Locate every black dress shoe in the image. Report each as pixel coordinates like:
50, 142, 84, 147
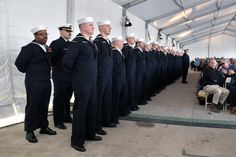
138, 100, 147, 105
39, 127, 57, 135
182, 81, 188, 84
64, 119, 72, 123
86, 135, 102, 141
55, 124, 67, 129
150, 93, 156, 97
71, 144, 86, 152
131, 108, 138, 111
131, 106, 139, 111
26, 131, 38, 143
96, 129, 107, 135
115, 120, 120, 124
105, 123, 117, 128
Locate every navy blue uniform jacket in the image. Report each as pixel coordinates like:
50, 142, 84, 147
122, 44, 136, 77
113, 48, 126, 80
134, 47, 146, 76
93, 34, 113, 79
63, 33, 97, 82
50, 37, 71, 81
15, 41, 51, 81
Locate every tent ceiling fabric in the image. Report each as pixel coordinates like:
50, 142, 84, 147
112, 0, 236, 45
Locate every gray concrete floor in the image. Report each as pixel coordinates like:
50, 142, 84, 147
1, 71, 236, 156
134, 71, 236, 122
0, 118, 236, 157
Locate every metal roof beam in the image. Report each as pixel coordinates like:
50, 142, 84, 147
161, 1, 236, 31
181, 30, 224, 44
172, 0, 182, 8
168, 12, 235, 36
183, 34, 219, 45
182, 34, 220, 45
123, 0, 147, 9
224, 32, 236, 37
172, 22, 227, 40
227, 28, 236, 33
182, 32, 223, 45
176, 26, 226, 42
146, 0, 211, 23
179, 30, 224, 44
180, 29, 224, 43
223, 14, 236, 33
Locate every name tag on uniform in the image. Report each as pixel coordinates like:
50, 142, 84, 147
63, 48, 67, 51
82, 41, 88, 44
102, 41, 107, 44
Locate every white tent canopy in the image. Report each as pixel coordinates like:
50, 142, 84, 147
112, 0, 236, 47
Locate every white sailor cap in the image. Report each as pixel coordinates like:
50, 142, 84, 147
153, 41, 159, 45
126, 33, 135, 38
97, 20, 111, 26
145, 41, 152, 45
31, 25, 47, 34
58, 24, 73, 32
136, 38, 144, 42
112, 36, 123, 42
77, 17, 94, 26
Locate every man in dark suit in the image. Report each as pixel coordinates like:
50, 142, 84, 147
50, 24, 73, 129
15, 26, 56, 143
94, 20, 115, 136
63, 17, 101, 152
182, 49, 190, 84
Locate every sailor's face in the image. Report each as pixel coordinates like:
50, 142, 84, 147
82, 22, 95, 36
35, 30, 48, 44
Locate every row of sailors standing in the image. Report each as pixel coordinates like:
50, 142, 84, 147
15, 16, 185, 152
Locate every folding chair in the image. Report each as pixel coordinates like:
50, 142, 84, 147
224, 77, 231, 88
204, 92, 212, 110
223, 77, 231, 111
197, 73, 212, 110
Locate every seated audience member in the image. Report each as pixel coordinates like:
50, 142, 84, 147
229, 58, 234, 66
217, 57, 226, 69
217, 62, 230, 86
197, 58, 206, 71
229, 59, 236, 71
225, 70, 236, 114
193, 58, 201, 71
202, 58, 230, 113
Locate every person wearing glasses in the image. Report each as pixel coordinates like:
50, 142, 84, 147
50, 24, 73, 129
202, 58, 230, 113
15, 26, 57, 144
